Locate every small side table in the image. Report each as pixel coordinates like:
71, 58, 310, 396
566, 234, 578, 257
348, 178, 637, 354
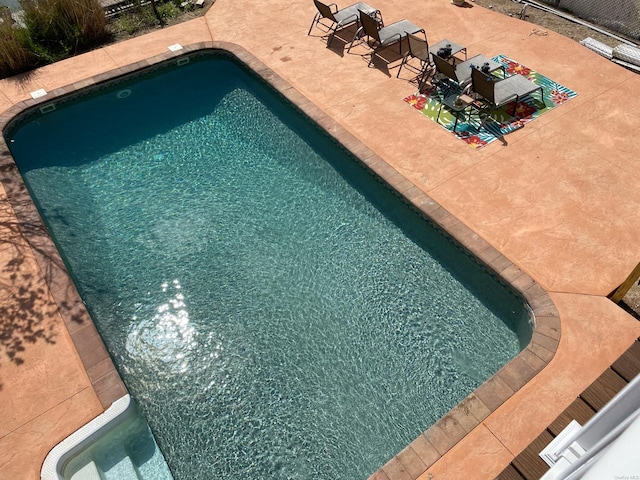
437, 93, 474, 133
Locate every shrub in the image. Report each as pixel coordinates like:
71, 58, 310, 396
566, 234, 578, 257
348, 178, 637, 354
111, 9, 152, 36
110, 0, 182, 37
20, 0, 110, 62
0, 19, 40, 78
157, 2, 181, 19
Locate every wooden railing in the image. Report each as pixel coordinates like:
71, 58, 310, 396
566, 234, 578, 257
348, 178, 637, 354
609, 261, 640, 304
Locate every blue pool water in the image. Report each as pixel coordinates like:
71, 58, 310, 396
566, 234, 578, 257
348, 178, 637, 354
7, 53, 532, 479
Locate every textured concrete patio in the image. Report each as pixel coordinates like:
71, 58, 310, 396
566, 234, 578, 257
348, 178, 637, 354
1, 0, 640, 478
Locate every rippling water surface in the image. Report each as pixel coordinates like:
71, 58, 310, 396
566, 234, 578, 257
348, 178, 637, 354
8, 55, 531, 480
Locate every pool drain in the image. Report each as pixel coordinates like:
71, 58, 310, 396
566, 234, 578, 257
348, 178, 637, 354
116, 89, 132, 99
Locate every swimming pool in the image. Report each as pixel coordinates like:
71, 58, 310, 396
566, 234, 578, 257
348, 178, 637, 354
5, 50, 532, 479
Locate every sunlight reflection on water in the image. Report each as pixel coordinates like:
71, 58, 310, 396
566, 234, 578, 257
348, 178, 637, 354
126, 279, 196, 374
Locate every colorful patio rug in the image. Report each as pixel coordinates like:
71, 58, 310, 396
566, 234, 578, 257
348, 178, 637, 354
403, 55, 577, 149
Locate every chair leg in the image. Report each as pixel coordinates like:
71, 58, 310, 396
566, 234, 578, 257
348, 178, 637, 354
537, 86, 545, 107
417, 63, 434, 91
510, 96, 520, 116
417, 72, 427, 91
307, 13, 321, 36
367, 44, 382, 67
346, 26, 363, 53
396, 52, 410, 78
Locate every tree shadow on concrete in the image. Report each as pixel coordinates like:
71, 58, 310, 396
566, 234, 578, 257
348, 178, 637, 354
0, 251, 57, 391
0, 159, 86, 391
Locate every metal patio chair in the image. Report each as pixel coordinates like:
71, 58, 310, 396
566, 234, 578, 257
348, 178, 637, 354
396, 32, 433, 88
349, 9, 423, 67
308, 0, 377, 47
432, 53, 504, 91
470, 65, 544, 125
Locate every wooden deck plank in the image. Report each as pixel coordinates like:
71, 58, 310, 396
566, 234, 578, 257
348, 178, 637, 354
495, 464, 526, 480
547, 397, 597, 436
511, 430, 554, 480
611, 340, 640, 382
580, 368, 627, 411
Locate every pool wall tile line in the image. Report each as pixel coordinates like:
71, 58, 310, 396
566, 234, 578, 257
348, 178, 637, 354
0, 42, 561, 479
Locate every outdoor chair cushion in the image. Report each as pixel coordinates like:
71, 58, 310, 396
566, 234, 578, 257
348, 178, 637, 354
332, 2, 376, 27
492, 72, 540, 106
377, 19, 422, 46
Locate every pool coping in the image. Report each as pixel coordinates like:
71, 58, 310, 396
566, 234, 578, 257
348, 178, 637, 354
0, 41, 560, 479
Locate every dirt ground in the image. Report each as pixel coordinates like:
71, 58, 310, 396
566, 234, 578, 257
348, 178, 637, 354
622, 282, 640, 320
464, 0, 621, 47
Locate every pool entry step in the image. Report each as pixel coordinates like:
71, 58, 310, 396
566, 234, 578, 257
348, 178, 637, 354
41, 395, 173, 480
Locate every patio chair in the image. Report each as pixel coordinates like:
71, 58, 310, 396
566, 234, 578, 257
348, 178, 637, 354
396, 32, 433, 88
432, 53, 504, 90
308, 0, 377, 47
349, 9, 423, 66
470, 66, 543, 120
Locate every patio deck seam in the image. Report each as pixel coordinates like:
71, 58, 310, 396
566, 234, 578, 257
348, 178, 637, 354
0, 90, 11, 105
0, 386, 95, 441
481, 420, 519, 458
100, 45, 121, 70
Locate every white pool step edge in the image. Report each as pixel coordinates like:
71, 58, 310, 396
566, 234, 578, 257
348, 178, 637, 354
41, 394, 134, 480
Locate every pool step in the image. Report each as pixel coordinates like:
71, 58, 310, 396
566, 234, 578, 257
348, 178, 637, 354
68, 460, 101, 480
95, 445, 142, 479
67, 444, 172, 480
43, 394, 174, 480
102, 455, 140, 479
133, 443, 174, 479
